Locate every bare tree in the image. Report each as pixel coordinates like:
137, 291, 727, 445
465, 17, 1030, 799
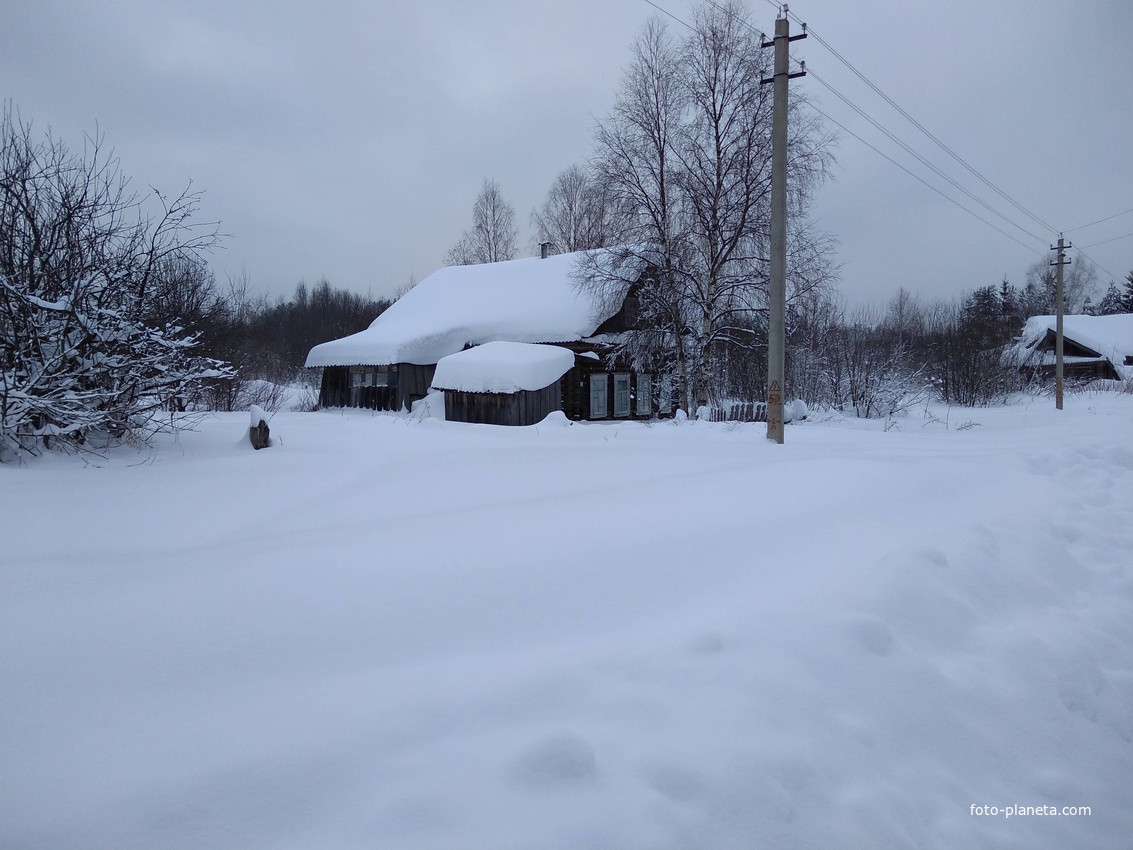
586, 18, 694, 409
531, 164, 626, 254
784, 289, 841, 407
581, 1, 837, 411
923, 301, 1024, 407
143, 253, 225, 338
445, 177, 518, 265
824, 307, 930, 418
883, 287, 927, 343
1020, 254, 1099, 315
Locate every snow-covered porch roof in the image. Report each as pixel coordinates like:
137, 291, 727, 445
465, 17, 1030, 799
431, 342, 576, 394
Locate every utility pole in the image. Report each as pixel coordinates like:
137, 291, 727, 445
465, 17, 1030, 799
761, 7, 806, 443
1051, 235, 1070, 410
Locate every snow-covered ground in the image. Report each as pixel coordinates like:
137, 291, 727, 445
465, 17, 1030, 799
2, 396, 1132, 850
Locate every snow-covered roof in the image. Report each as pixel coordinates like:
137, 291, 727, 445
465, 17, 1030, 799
431, 342, 576, 394
1020, 353, 1118, 367
1010, 314, 1133, 379
305, 249, 634, 368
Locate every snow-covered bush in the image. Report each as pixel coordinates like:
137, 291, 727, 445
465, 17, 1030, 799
0, 108, 231, 460
922, 304, 1027, 407
820, 320, 931, 419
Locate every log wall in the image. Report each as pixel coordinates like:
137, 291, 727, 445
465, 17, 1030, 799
443, 382, 561, 426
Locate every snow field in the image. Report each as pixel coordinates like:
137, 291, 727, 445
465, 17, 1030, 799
2, 396, 1132, 849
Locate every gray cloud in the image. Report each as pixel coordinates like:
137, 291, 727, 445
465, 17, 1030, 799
3, 0, 1131, 306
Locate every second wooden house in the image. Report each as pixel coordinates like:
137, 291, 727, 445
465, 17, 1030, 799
1006, 314, 1133, 383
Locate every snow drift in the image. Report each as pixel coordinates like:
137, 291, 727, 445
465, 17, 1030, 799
2, 396, 1131, 849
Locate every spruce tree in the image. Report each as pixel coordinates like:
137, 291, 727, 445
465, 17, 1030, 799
1095, 281, 1124, 315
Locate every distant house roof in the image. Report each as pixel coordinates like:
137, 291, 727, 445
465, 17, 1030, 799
1009, 314, 1133, 380
304, 249, 636, 368
431, 342, 576, 394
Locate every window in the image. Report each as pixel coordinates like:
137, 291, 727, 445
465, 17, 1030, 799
613, 373, 631, 417
589, 373, 608, 418
635, 374, 652, 416
659, 378, 672, 414
623, 295, 640, 328
349, 367, 372, 406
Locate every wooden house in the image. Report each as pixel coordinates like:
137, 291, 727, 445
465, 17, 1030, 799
1007, 314, 1133, 383
305, 248, 673, 422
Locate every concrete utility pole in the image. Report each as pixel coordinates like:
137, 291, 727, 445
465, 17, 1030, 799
1052, 235, 1071, 410
761, 7, 805, 443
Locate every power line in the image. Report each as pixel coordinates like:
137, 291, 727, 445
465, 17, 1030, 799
641, 0, 695, 31
682, 0, 1128, 257
803, 101, 1045, 257
1078, 231, 1133, 249
700, 0, 1052, 248
1065, 206, 1133, 234
1074, 248, 1122, 284
788, 9, 1132, 249
648, 0, 1048, 256
783, 10, 1060, 238
807, 69, 1048, 246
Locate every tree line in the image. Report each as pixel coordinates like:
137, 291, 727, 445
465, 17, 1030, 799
167, 270, 391, 413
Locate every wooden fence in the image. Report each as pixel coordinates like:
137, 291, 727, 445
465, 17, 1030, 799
708, 401, 767, 422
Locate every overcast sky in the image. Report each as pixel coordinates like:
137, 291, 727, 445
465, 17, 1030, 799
4, 0, 1132, 307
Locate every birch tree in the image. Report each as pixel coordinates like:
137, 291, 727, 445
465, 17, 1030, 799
580, 1, 836, 411
445, 177, 518, 265
585, 18, 691, 406
531, 163, 626, 254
